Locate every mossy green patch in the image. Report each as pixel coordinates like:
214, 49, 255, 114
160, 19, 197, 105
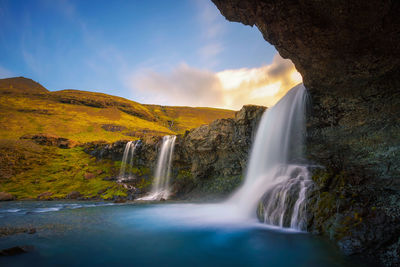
0, 146, 123, 200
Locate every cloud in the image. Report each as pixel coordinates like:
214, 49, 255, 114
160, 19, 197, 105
128, 53, 303, 110
130, 63, 224, 107
215, 54, 303, 108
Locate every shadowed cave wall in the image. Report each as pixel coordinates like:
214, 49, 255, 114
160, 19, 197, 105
212, 0, 400, 265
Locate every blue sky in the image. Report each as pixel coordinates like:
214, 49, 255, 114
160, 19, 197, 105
0, 0, 300, 109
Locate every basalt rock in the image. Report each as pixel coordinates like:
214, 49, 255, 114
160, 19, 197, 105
0, 192, 14, 201
101, 124, 127, 132
172, 105, 265, 198
66, 191, 82, 199
211, 1, 400, 265
84, 105, 266, 199
20, 133, 77, 149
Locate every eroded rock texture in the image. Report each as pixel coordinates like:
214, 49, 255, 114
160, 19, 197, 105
212, 0, 400, 265
85, 105, 266, 200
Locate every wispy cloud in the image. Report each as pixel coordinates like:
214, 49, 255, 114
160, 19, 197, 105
195, 0, 226, 68
128, 53, 302, 110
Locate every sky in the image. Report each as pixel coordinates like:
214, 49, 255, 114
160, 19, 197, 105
0, 0, 302, 110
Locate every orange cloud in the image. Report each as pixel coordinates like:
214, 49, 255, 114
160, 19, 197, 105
129, 53, 302, 110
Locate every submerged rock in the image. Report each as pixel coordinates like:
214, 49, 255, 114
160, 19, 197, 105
0, 245, 34, 256
0, 227, 36, 237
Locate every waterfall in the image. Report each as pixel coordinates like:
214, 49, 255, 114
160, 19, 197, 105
118, 140, 139, 182
227, 84, 311, 230
139, 135, 176, 200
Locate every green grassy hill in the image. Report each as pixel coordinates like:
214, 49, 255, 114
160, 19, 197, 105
0, 77, 235, 200
0, 77, 235, 143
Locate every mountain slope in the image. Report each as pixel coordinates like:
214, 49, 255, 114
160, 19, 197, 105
0, 77, 235, 143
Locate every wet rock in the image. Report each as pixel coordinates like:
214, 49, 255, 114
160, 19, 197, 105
84, 105, 265, 199
0, 192, 14, 201
212, 1, 400, 265
0, 245, 34, 256
20, 133, 77, 149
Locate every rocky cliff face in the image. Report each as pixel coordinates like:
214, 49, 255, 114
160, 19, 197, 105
85, 105, 266, 200
212, 0, 400, 265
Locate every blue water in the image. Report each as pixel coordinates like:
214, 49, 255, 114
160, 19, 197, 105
0, 201, 362, 267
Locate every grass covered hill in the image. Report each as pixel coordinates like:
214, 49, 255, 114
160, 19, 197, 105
0, 77, 235, 143
0, 77, 235, 200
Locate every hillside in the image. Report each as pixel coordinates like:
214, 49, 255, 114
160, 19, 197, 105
0, 77, 235, 200
0, 77, 235, 143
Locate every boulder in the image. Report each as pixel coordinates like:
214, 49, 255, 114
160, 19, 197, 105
84, 172, 95, 180
66, 191, 82, 199
0, 192, 14, 201
20, 133, 77, 149
37, 191, 53, 200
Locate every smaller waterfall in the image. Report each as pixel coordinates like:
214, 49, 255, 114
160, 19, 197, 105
139, 135, 176, 200
118, 140, 139, 182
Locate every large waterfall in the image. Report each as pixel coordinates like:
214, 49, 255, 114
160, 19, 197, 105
139, 135, 176, 200
118, 140, 140, 183
227, 84, 311, 230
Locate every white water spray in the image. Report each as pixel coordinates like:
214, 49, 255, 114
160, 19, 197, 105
139, 135, 176, 200
227, 84, 311, 230
118, 140, 140, 182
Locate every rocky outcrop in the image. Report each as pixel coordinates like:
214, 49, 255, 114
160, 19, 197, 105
20, 133, 78, 149
212, 0, 400, 265
101, 124, 127, 132
66, 191, 82, 199
84, 105, 266, 199
172, 105, 265, 198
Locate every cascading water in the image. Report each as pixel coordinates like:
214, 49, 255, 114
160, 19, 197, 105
139, 135, 176, 200
227, 83, 311, 230
118, 140, 140, 182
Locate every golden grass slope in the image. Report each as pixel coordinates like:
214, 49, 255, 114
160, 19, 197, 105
0, 77, 235, 143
